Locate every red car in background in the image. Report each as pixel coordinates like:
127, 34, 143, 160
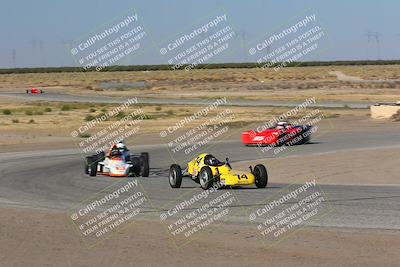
242, 121, 313, 146
26, 88, 44, 94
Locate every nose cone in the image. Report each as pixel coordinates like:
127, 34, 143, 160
111, 163, 129, 174
241, 131, 255, 143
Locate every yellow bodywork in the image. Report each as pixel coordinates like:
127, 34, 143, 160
187, 153, 255, 186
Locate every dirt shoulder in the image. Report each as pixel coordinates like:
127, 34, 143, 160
0, 207, 399, 267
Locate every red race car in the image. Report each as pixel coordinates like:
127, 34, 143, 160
241, 121, 313, 146
26, 88, 44, 94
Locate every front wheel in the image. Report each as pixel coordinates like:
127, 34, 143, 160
84, 157, 90, 174
254, 164, 268, 188
96, 151, 105, 162
169, 164, 182, 188
199, 166, 214, 190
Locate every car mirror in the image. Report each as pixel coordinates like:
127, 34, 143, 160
225, 157, 229, 163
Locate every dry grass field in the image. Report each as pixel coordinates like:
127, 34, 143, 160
1, 65, 400, 102
0, 97, 366, 148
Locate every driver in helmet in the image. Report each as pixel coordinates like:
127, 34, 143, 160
116, 141, 127, 151
276, 121, 288, 131
108, 141, 128, 158
204, 154, 222, 166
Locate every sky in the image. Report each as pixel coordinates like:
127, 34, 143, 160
0, 0, 398, 68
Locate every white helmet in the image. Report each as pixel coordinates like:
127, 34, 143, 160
116, 142, 126, 149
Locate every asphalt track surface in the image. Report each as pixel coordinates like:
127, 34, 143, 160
0, 129, 399, 231
0, 92, 373, 108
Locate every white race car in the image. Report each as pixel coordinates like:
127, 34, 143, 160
85, 143, 149, 177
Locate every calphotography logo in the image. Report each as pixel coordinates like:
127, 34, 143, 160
70, 98, 146, 155
69, 8, 150, 71
247, 179, 333, 247
159, 183, 239, 247
158, 11, 236, 71
248, 13, 328, 71
159, 97, 236, 160
69, 180, 147, 247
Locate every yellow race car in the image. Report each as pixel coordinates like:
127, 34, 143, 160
169, 153, 268, 190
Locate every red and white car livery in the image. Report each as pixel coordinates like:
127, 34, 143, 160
26, 88, 44, 94
241, 121, 313, 146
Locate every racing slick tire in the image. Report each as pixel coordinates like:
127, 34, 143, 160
199, 166, 214, 190
287, 126, 313, 146
140, 154, 150, 177
274, 134, 286, 147
169, 164, 182, 188
253, 164, 268, 188
96, 151, 105, 162
84, 156, 91, 174
140, 152, 149, 164
130, 156, 141, 177
87, 157, 97, 177
297, 125, 312, 145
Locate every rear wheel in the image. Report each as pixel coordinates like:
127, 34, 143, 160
298, 126, 312, 145
169, 164, 182, 188
140, 154, 149, 177
254, 164, 268, 188
275, 134, 286, 146
130, 156, 141, 177
140, 152, 149, 163
199, 166, 214, 190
